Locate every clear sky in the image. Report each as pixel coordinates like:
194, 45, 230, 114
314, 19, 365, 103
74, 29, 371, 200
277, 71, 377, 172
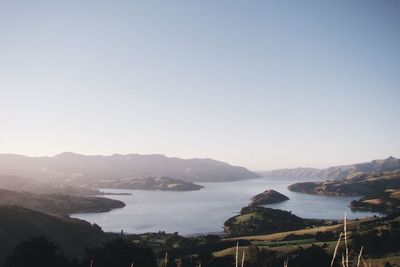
0, 1, 399, 170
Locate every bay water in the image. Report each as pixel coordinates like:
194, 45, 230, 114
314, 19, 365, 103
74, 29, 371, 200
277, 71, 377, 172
71, 177, 380, 235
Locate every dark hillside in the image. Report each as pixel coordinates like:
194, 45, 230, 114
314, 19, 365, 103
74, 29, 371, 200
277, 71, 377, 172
0, 206, 106, 262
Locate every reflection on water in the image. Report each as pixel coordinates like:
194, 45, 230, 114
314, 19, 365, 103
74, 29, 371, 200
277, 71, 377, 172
71, 177, 381, 235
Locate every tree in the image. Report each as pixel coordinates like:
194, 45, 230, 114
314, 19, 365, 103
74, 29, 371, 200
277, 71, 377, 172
82, 238, 157, 267
179, 257, 197, 267
4, 236, 75, 267
196, 251, 234, 267
204, 235, 220, 244
290, 245, 332, 267
315, 231, 334, 242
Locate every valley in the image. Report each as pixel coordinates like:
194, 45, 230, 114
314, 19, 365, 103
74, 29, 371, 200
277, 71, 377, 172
0, 155, 399, 267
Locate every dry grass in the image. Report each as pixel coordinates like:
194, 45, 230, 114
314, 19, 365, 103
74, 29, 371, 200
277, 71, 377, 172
235, 242, 239, 267
329, 213, 377, 267
362, 199, 383, 205
227, 218, 372, 242
331, 232, 343, 267
227, 224, 342, 242
389, 190, 400, 200
214, 246, 251, 259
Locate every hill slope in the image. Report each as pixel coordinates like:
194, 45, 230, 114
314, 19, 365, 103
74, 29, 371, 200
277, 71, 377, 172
0, 175, 104, 196
288, 170, 400, 196
0, 206, 107, 262
0, 188, 125, 215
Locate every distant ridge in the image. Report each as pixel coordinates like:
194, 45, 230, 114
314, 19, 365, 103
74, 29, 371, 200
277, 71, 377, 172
0, 153, 261, 183
259, 156, 400, 181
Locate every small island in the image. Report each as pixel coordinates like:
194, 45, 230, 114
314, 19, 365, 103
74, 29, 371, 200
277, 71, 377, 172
249, 189, 289, 206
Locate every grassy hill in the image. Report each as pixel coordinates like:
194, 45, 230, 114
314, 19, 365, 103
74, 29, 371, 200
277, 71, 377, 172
350, 189, 400, 213
223, 206, 306, 236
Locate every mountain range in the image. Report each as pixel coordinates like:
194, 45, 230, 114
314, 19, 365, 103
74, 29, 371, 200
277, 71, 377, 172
0, 152, 261, 185
260, 156, 400, 181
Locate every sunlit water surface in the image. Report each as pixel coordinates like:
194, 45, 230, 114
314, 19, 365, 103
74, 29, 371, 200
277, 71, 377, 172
71, 177, 381, 235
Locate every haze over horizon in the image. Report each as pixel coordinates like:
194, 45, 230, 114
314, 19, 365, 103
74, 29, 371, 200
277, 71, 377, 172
1, 1, 399, 170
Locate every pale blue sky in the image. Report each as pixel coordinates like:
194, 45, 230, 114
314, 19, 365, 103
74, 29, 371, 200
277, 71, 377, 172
0, 1, 399, 170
